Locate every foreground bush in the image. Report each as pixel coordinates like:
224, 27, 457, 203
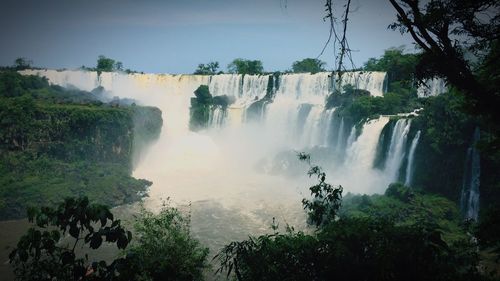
126, 203, 209, 281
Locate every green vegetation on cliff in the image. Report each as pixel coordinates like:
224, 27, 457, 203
0, 71, 162, 219
325, 48, 422, 125
189, 85, 234, 131
341, 183, 466, 242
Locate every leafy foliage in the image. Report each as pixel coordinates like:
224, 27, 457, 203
189, 85, 234, 130
216, 215, 480, 281
476, 206, 500, 256
0, 152, 152, 220
190, 86, 213, 130
388, 0, 500, 152
194, 62, 220, 75
9, 197, 132, 281
408, 91, 478, 200
13, 57, 33, 71
364, 46, 418, 90
227, 59, 263, 75
96, 55, 123, 73
291, 58, 326, 74
341, 183, 467, 242
126, 203, 209, 281
324, 47, 423, 123
298, 152, 342, 227
215, 153, 485, 280
0, 71, 162, 219
326, 83, 421, 124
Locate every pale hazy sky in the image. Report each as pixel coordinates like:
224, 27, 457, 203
0, 0, 415, 73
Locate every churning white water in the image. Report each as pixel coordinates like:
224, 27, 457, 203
417, 78, 447, 97
384, 119, 411, 183
405, 130, 421, 186
21, 69, 415, 250
460, 128, 481, 221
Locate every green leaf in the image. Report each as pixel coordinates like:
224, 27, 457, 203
61, 251, 75, 265
117, 234, 128, 249
69, 224, 79, 238
90, 235, 103, 249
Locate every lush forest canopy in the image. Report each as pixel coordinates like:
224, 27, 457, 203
0, 70, 162, 219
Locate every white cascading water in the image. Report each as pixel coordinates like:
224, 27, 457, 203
338, 117, 391, 194
209, 107, 226, 128
417, 78, 447, 97
334, 117, 345, 154
460, 128, 481, 221
259, 73, 332, 149
404, 130, 421, 186
21, 69, 411, 249
321, 108, 336, 146
208, 74, 268, 107
334, 71, 387, 97
383, 119, 412, 183
345, 126, 357, 150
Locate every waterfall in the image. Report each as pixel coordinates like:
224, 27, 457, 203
321, 108, 336, 146
335, 71, 387, 97
383, 119, 411, 183
23, 68, 420, 252
417, 78, 447, 97
335, 117, 345, 154
209, 107, 227, 128
345, 117, 389, 169
345, 126, 357, 150
208, 74, 268, 107
274, 72, 331, 104
22, 69, 397, 194
460, 128, 481, 221
404, 130, 421, 186
241, 75, 269, 101
208, 74, 242, 98
300, 105, 328, 147
338, 116, 390, 193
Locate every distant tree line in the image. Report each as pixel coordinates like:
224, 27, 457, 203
80, 55, 139, 74
192, 58, 328, 75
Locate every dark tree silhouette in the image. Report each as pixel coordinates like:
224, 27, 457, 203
388, 0, 500, 125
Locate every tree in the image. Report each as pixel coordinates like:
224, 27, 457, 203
126, 203, 209, 281
13, 57, 32, 70
194, 61, 220, 75
96, 55, 123, 73
193, 85, 212, 104
387, 0, 500, 133
363, 46, 418, 89
298, 153, 342, 227
292, 58, 326, 73
9, 197, 132, 281
227, 59, 263, 75
190, 85, 213, 130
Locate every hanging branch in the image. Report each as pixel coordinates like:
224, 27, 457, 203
317, 0, 341, 63
317, 0, 354, 94
336, 0, 352, 88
